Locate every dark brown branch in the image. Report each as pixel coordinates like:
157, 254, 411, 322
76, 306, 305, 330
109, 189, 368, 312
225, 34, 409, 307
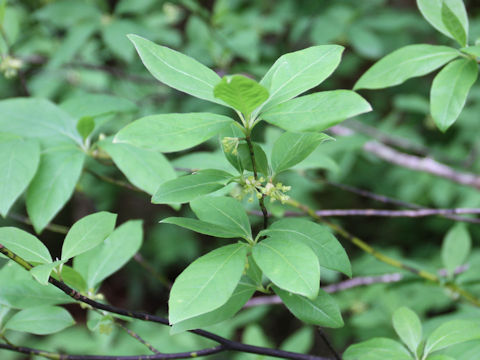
0, 245, 331, 360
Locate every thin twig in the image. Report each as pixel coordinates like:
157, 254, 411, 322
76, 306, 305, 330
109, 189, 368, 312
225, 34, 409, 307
7, 213, 69, 234
317, 329, 341, 360
0, 244, 331, 360
133, 253, 172, 288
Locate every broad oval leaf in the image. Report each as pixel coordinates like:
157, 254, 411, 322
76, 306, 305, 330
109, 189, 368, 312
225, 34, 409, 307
61, 211, 117, 261
262, 90, 372, 132
257, 45, 344, 113
190, 196, 252, 240
441, 223, 471, 277
273, 286, 343, 328
0, 280, 72, 309
152, 169, 233, 204
86, 220, 143, 288
114, 113, 234, 153
441, 1, 467, 47
354, 44, 460, 90
26, 144, 85, 234
128, 34, 223, 104
392, 306, 422, 354
100, 139, 176, 195
4, 306, 74, 335
0, 134, 40, 217
162, 217, 242, 239
253, 237, 320, 299
430, 58, 478, 132
260, 218, 351, 277
0, 98, 82, 145
0, 227, 51, 264
417, 0, 468, 41
170, 278, 256, 334
271, 132, 332, 175
168, 243, 248, 324
344, 338, 412, 360
424, 320, 480, 355
214, 75, 269, 116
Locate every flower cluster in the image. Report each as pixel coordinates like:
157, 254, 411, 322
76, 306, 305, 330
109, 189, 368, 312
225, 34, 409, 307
221, 136, 240, 155
0, 55, 23, 79
235, 176, 291, 204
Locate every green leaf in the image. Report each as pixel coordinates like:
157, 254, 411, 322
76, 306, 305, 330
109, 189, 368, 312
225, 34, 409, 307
86, 220, 143, 288
190, 196, 252, 240
424, 320, 480, 355
262, 90, 372, 132
426, 355, 456, 360
114, 113, 234, 153
0, 279, 72, 309
253, 237, 320, 299
169, 243, 248, 324
0, 98, 82, 145
60, 93, 137, 120
344, 338, 412, 360
0, 227, 51, 264
392, 307, 422, 354
162, 217, 242, 239
30, 260, 63, 286
441, 1, 467, 46
61, 212, 117, 261
430, 58, 478, 132
271, 132, 332, 174
152, 169, 233, 204
354, 44, 460, 90
26, 144, 85, 233
441, 223, 471, 277
128, 34, 223, 104
0, 135, 40, 217
100, 140, 176, 195
4, 306, 74, 335
257, 45, 344, 113
273, 286, 343, 328
170, 278, 256, 334
461, 45, 480, 58
76, 116, 94, 141
213, 75, 269, 116
232, 142, 269, 177
260, 219, 351, 277
280, 327, 314, 353
417, 0, 468, 41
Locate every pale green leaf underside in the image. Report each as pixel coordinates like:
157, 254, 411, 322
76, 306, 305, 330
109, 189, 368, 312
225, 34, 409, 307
86, 220, 143, 288
0, 227, 51, 264
354, 44, 460, 90
441, 1, 467, 47
417, 0, 468, 41
261, 218, 351, 277
162, 217, 242, 239
61, 211, 117, 260
392, 306, 422, 354
258, 45, 344, 113
0, 135, 40, 217
441, 223, 471, 277
344, 338, 412, 360
424, 320, 480, 355
430, 58, 478, 132
271, 132, 332, 174
191, 196, 252, 240
26, 144, 85, 234
253, 237, 320, 299
262, 90, 372, 132
114, 113, 234, 153
4, 306, 74, 335
168, 243, 247, 324
128, 34, 224, 104
152, 169, 232, 204
100, 140, 176, 195
273, 286, 343, 328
